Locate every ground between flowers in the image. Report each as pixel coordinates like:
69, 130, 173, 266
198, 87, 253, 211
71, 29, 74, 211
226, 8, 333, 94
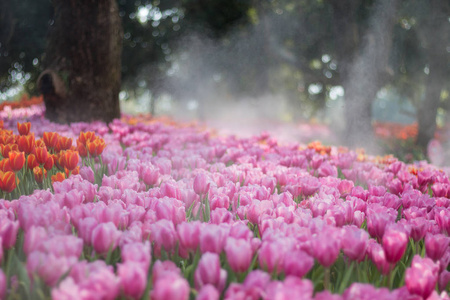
0, 103, 449, 300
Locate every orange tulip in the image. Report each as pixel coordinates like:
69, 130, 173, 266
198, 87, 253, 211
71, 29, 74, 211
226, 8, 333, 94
8, 151, 25, 171
86, 138, 106, 157
17, 134, 35, 154
33, 167, 46, 183
61, 150, 79, 171
27, 154, 39, 170
43, 132, 59, 150
17, 122, 31, 136
0, 120, 3, 129
43, 156, 54, 171
35, 146, 49, 165
0, 171, 17, 193
51, 172, 66, 183
77, 131, 96, 146
0, 159, 13, 172
56, 136, 73, 152
0, 144, 19, 158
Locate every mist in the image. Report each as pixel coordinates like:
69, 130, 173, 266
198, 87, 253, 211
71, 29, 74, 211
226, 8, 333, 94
120, 0, 449, 162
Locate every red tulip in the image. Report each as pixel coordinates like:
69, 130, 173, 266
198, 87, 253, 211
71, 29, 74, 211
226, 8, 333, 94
33, 167, 45, 183
0, 159, 12, 172
17, 134, 35, 154
0, 171, 17, 193
43, 132, 59, 150
17, 122, 31, 136
56, 136, 73, 152
8, 151, 25, 171
61, 150, 79, 171
0, 143, 19, 158
35, 146, 49, 165
27, 154, 39, 170
43, 156, 54, 171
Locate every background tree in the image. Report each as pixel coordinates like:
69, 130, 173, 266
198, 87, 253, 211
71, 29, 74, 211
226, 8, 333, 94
39, 0, 122, 123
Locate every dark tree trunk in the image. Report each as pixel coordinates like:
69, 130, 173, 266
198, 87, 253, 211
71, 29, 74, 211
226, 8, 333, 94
39, 0, 122, 124
331, 0, 399, 150
416, 0, 449, 151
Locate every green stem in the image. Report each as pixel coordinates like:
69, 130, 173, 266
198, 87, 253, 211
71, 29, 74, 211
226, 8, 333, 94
324, 267, 330, 291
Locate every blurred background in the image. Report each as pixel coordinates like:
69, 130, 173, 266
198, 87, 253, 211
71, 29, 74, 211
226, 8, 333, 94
0, 0, 449, 164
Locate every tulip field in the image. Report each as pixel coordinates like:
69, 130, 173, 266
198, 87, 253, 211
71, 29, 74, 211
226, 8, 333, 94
0, 101, 449, 300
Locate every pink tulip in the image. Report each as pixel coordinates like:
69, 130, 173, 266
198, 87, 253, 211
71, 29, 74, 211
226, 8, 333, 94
197, 284, 220, 300
315, 290, 343, 300
408, 217, 430, 242
210, 208, 234, 224
368, 240, 390, 275
149, 219, 178, 257
341, 225, 369, 262
242, 270, 271, 298
338, 180, 354, 198
141, 164, 159, 186
382, 224, 408, 264
225, 237, 253, 273
435, 208, 450, 235
151, 273, 190, 300
118, 262, 147, 299
121, 241, 151, 271
177, 221, 202, 253
78, 217, 98, 245
38, 235, 83, 258
91, 222, 121, 254
300, 176, 321, 197
24, 226, 48, 255
52, 277, 82, 300
0, 218, 19, 249
311, 228, 341, 268
79, 166, 95, 183
258, 240, 287, 274
210, 194, 230, 211
343, 283, 392, 300
199, 224, 228, 254
318, 162, 338, 177
366, 208, 396, 240
425, 233, 449, 262
266, 276, 313, 299
27, 252, 78, 287
194, 172, 210, 195
195, 252, 227, 291
406, 255, 439, 299
152, 260, 180, 284
283, 249, 314, 278
69, 260, 120, 300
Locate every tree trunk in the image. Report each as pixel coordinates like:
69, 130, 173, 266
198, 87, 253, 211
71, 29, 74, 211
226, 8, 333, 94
39, 0, 122, 124
331, 0, 399, 150
416, 0, 449, 151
